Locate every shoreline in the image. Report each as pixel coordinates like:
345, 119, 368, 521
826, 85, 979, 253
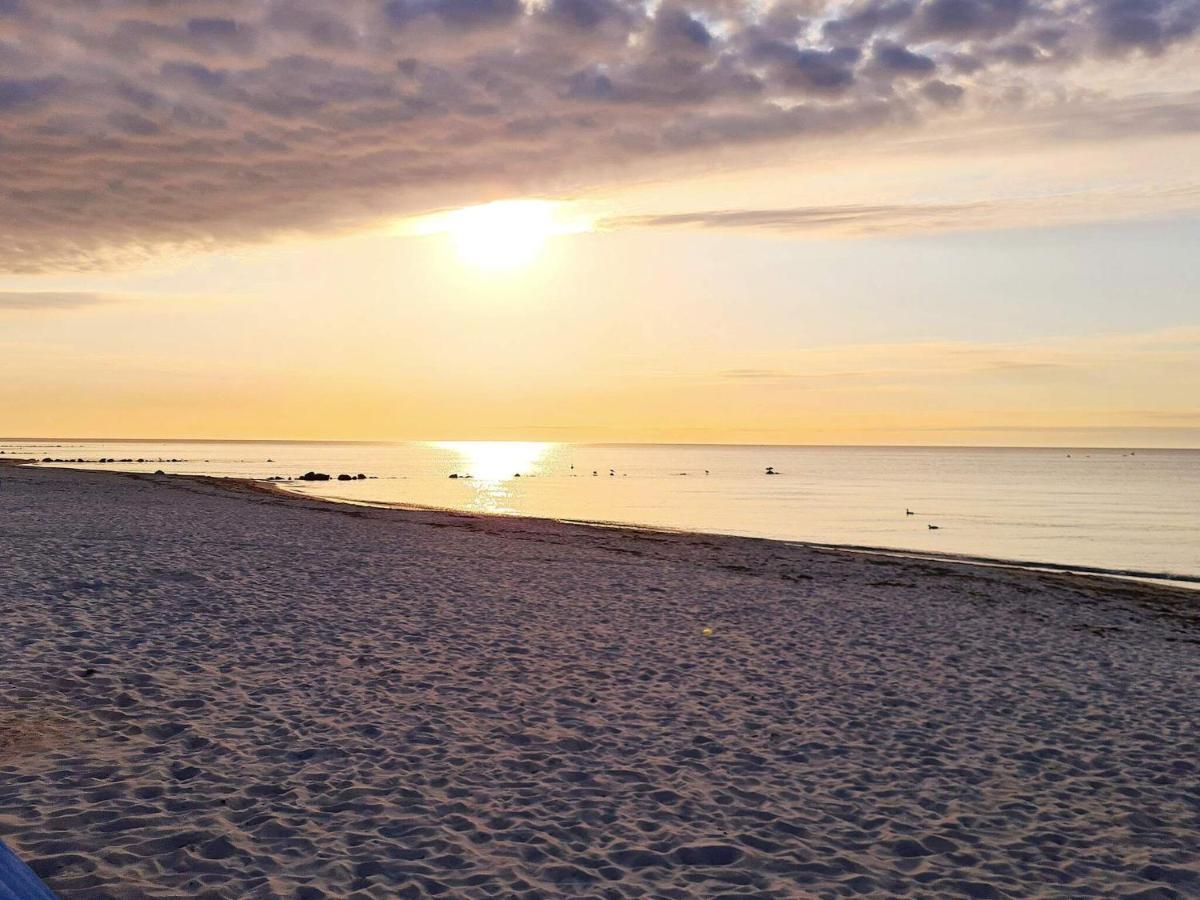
9, 457, 1200, 594
296, 487, 1200, 591
274, 481, 1200, 593
1, 462, 1198, 897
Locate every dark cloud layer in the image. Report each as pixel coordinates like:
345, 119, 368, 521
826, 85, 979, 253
0, 0, 1196, 272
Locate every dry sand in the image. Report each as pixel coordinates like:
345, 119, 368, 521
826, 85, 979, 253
1, 462, 1198, 898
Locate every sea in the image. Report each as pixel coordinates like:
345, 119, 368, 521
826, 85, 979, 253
5, 439, 1198, 585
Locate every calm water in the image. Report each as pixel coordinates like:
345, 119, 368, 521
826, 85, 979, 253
7, 439, 1199, 582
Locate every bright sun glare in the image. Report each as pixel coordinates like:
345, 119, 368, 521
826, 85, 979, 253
410, 199, 592, 270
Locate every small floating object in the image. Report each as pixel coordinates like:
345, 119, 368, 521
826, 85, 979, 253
928, 524, 940, 530
701, 626, 714, 637
905, 508, 914, 515
448, 473, 459, 479
765, 466, 778, 475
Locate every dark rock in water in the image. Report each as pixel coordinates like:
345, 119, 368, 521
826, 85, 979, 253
154, 469, 165, 475
298, 471, 331, 481
42, 457, 53, 462
337, 474, 352, 481
356, 473, 367, 479
449, 473, 459, 479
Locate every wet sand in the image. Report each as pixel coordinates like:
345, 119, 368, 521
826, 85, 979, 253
1, 462, 1198, 898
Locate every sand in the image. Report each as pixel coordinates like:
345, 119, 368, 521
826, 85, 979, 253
1, 462, 1198, 898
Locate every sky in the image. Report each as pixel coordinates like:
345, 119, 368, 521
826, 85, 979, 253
1, 0, 1198, 446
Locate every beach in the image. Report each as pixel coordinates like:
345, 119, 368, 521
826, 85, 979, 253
1, 462, 1197, 898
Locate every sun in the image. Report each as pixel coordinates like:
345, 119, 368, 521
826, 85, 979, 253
407, 199, 592, 270
447, 200, 557, 269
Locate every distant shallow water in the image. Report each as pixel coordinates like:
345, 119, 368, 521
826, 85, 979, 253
7, 439, 1199, 583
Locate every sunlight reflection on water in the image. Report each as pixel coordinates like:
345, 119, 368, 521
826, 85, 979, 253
429, 441, 559, 514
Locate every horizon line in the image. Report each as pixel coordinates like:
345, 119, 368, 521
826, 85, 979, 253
3, 436, 1197, 452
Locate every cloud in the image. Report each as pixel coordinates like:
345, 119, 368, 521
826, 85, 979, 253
0, 291, 214, 312
0, 0, 1197, 272
0, 76, 65, 110
719, 368, 796, 379
609, 202, 982, 233
0, 292, 130, 311
604, 181, 1200, 236
909, 0, 1028, 40
676, 328, 1200, 401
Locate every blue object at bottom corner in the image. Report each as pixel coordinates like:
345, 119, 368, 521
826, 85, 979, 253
0, 840, 58, 900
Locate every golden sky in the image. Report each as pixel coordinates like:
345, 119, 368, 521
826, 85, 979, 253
2, 2, 1199, 446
